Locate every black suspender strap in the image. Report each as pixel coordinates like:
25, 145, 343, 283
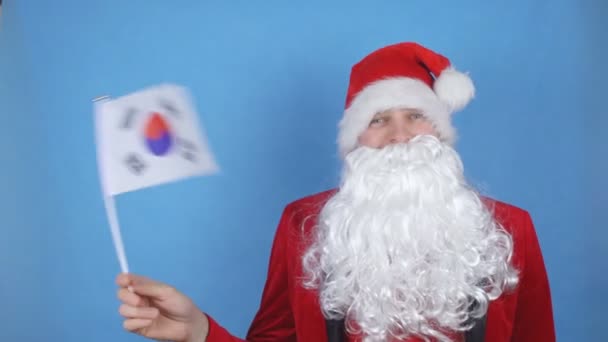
324, 312, 486, 341
325, 318, 346, 342
464, 312, 487, 342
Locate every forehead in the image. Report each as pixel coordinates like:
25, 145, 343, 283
374, 107, 422, 117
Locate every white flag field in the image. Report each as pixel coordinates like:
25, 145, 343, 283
94, 83, 219, 273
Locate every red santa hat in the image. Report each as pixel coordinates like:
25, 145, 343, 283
338, 42, 475, 157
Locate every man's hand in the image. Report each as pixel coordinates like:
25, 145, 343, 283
116, 273, 209, 342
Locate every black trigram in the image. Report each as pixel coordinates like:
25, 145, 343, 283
160, 99, 180, 117
124, 153, 147, 175
176, 137, 197, 162
121, 107, 138, 130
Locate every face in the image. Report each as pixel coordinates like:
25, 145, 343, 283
357, 108, 439, 149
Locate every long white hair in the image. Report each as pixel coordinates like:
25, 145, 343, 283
302, 135, 519, 341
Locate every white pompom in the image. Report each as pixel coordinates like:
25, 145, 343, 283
433, 67, 475, 112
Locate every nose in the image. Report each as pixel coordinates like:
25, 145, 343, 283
389, 124, 414, 144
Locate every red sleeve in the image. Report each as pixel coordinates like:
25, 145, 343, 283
205, 205, 296, 342
510, 212, 556, 342
205, 314, 245, 342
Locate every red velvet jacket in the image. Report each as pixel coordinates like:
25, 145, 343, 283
206, 189, 555, 342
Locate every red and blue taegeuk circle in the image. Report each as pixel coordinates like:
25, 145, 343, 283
144, 112, 173, 156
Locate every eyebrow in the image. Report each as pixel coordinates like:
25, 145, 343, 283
372, 112, 391, 118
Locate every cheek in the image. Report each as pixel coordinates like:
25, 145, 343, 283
358, 128, 385, 148
416, 122, 439, 136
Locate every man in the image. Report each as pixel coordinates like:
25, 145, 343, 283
116, 42, 555, 342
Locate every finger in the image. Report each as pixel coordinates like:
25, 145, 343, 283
116, 272, 133, 287
123, 318, 153, 332
116, 273, 179, 302
119, 304, 159, 320
117, 288, 149, 307
116, 272, 156, 287
116, 273, 169, 297
130, 278, 177, 301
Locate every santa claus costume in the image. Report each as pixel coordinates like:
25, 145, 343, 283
205, 42, 555, 342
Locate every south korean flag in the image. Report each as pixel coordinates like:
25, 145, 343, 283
95, 83, 219, 197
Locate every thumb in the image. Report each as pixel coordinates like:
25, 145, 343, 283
132, 278, 179, 301
117, 273, 176, 301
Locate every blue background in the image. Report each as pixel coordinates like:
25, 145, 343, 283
1, 1, 606, 341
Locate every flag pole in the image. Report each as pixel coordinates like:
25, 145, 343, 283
103, 194, 130, 274
93, 95, 130, 275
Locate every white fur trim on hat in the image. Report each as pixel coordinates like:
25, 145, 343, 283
338, 77, 455, 158
433, 67, 475, 112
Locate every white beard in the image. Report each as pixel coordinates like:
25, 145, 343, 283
302, 135, 519, 342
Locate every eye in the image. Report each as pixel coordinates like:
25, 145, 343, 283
410, 112, 424, 120
369, 116, 387, 126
